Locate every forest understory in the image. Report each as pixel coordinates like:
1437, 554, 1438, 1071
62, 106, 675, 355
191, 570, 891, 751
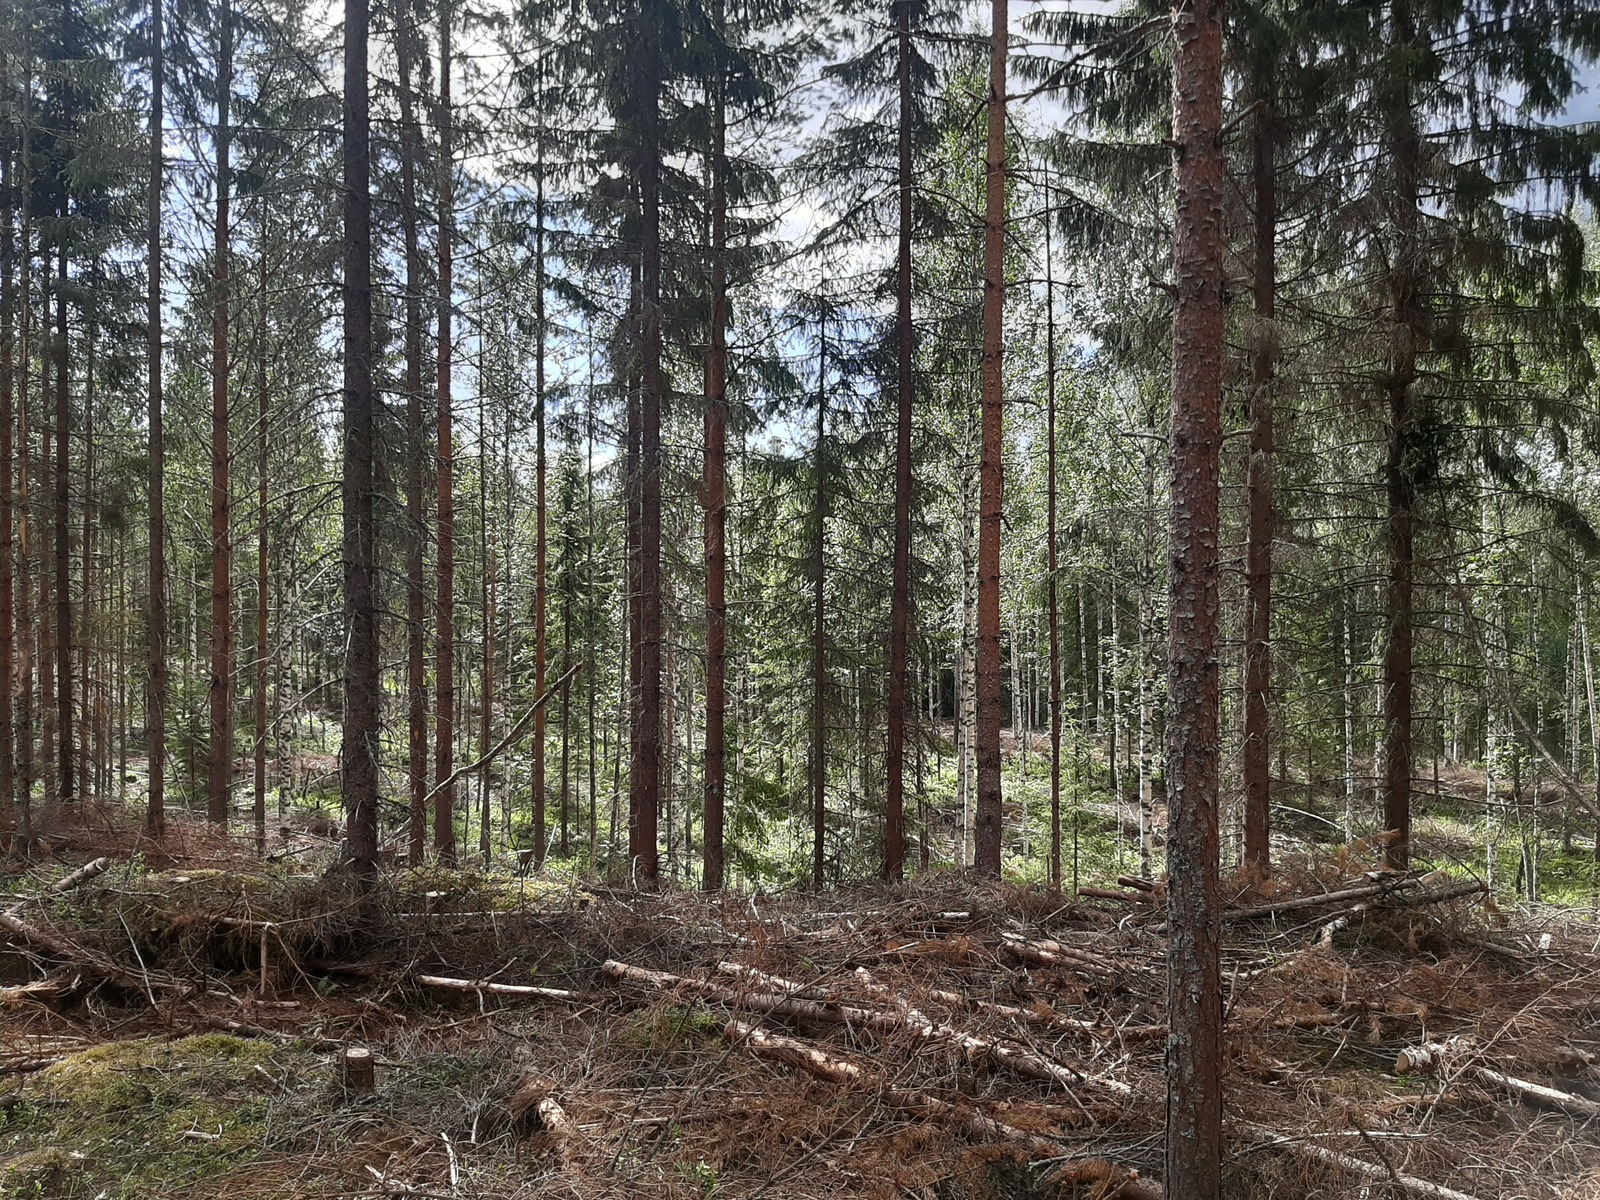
4, 790, 1600, 1200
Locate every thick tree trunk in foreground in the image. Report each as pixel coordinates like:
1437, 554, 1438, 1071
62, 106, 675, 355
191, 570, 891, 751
884, 0, 914, 883
145, 0, 167, 839
1382, 0, 1421, 871
702, 13, 728, 891
972, 0, 1006, 876
341, 0, 379, 873
1165, 0, 1227, 1194
434, 1, 457, 865
1242, 82, 1276, 873
208, 10, 233, 827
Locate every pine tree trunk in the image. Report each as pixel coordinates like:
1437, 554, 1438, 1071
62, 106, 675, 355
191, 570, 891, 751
14, 187, 32, 845
630, 35, 664, 890
53, 243, 73, 805
884, 0, 915, 883
434, 0, 457, 864
254, 236, 269, 855
397, 0, 428, 866
1044, 173, 1060, 892
1241, 81, 1276, 873
811, 325, 827, 890
208, 9, 233, 826
341, 0, 379, 873
1382, 0, 1420, 870
701, 1, 728, 891
972, 0, 1007, 876
533, 102, 549, 866
1, 105, 16, 835
146, 0, 166, 838
1165, 0, 1227, 1192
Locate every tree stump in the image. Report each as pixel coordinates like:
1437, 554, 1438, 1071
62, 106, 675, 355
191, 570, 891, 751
340, 1045, 375, 1092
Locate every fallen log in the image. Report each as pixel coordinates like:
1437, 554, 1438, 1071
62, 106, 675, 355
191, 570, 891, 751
415, 973, 587, 1002
2, 857, 114, 920
1077, 887, 1151, 905
0, 911, 175, 996
1225, 877, 1421, 924
1396, 1038, 1600, 1118
0, 974, 76, 1006
1270, 1135, 1484, 1200
1474, 1066, 1600, 1119
998, 933, 1122, 976
724, 1019, 1070, 1159
606, 959, 1128, 1096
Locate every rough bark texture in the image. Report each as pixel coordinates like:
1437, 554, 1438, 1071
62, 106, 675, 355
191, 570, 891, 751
145, 0, 167, 838
15, 140, 33, 845
434, 2, 457, 865
1165, 0, 1227, 1194
1382, 0, 1420, 871
533, 126, 548, 865
702, 8, 728, 891
53, 245, 72, 805
812, 329, 827, 890
1, 106, 15, 832
1241, 82, 1275, 873
254, 243, 269, 854
972, 0, 1006, 876
629, 24, 664, 890
208, 12, 233, 827
398, 0, 428, 866
1044, 173, 1061, 892
884, 0, 915, 883
341, 0, 380, 874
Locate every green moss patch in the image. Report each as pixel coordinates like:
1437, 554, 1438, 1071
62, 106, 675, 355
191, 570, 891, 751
0, 1034, 317, 1199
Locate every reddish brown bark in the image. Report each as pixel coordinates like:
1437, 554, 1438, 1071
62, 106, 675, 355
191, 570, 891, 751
341, 0, 380, 873
435, 1, 457, 865
398, 0, 428, 866
972, 0, 1006, 876
208, 10, 233, 827
702, 8, 728, 892
1241, 85, 1276, 874
1165, 0, 1228, 1194
884, 0, 914, 883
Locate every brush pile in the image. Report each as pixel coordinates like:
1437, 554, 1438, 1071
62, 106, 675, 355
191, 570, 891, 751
4, 839, 1599, 1198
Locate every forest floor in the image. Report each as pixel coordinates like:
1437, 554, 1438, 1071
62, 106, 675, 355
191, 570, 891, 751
4, 807, 1600, 1199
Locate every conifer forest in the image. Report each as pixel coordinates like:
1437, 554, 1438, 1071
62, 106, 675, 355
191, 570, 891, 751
8, 1, 1600, 1197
